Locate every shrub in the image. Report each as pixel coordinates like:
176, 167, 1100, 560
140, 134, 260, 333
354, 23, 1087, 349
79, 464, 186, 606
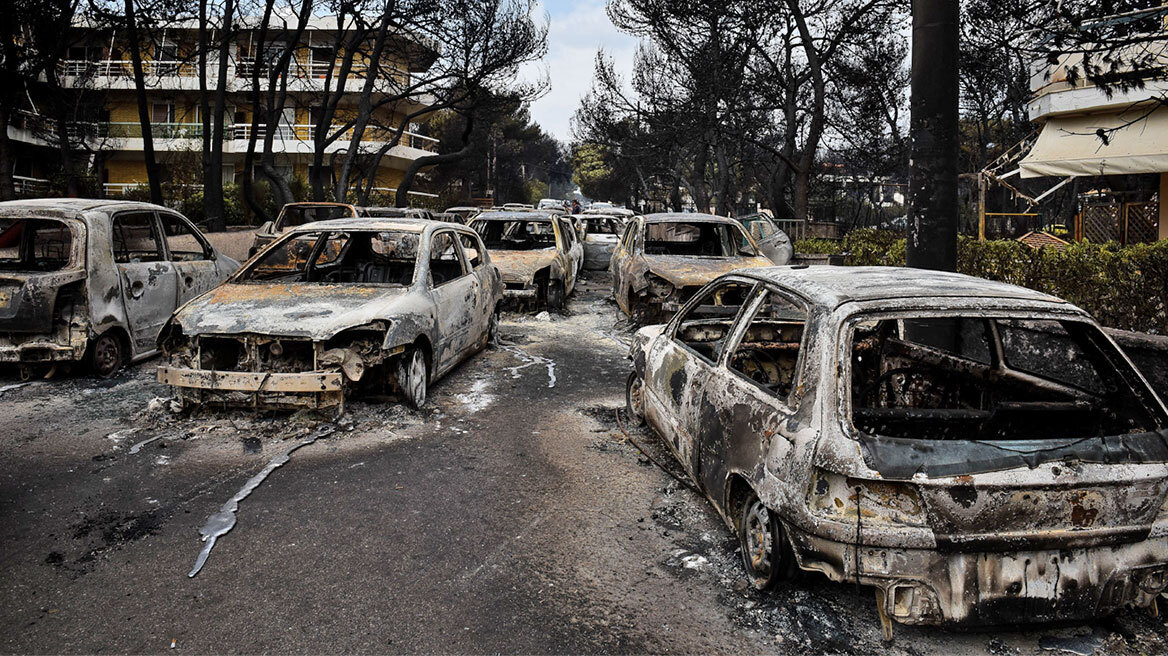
800, 229, 1168, 334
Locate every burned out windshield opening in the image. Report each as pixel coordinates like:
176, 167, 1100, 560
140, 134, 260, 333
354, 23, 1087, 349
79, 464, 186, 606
276, 205, 356, 229
470, 219, 557, 251
848, 314, 1165, 442
0, 218, 76, 272
239, 230, 419, 285
643, 222, 756, 257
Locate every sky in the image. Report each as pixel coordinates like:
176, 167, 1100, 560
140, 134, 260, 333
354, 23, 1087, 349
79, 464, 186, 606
524, 0, 639, 144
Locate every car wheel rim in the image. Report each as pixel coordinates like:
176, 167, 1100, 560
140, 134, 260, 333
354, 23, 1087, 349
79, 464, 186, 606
409, 351, 426, 406
94, 336, 120, 376
745, 501, 774, 580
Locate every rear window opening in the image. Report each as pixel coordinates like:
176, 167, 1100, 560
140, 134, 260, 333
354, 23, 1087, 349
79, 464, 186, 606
470, 219, 556, 251
275, 204, 357, 230
643, 222, 756, 257
849, 315, 1166, 442
0, 219, 76, 272
241, 230, 419, 285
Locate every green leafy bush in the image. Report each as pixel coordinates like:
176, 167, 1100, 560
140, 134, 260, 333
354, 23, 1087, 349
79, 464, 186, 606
796, 229, 1168, 333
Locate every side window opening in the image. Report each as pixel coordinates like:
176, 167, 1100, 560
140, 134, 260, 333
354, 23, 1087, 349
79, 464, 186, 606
672, 280, 756, 363
849, 314, 1163, 442
457, 233, 483, 269
727, 290, 808, 402
0, 219, 74, 272
429, 232, 467, 286
160, 214, 211, 261
112, 212, 164, 263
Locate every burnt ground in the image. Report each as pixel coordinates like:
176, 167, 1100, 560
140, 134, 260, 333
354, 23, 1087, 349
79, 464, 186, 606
1, 271, 1166, 655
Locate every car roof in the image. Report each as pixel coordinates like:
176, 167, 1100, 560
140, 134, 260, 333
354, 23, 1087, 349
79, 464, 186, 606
0, 198, 174, 218
472, 211, 559, 221
734, 265, 1070, 310
642, 212, 737, 225
288, 217, 472, 234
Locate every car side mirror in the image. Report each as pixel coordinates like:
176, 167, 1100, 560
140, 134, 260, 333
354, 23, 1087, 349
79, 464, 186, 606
259, 221, 274, 234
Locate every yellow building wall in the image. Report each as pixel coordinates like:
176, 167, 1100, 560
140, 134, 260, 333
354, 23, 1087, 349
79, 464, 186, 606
105, 160, 148, 185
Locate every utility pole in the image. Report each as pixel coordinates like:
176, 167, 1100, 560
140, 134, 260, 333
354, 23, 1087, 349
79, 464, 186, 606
907, 0, 959, 270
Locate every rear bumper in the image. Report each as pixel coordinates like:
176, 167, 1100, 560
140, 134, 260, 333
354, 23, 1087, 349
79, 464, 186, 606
502, 285, 538, 299
0, 336, 86, 365
157, 365, 344, 408
789, 526, 1168, 626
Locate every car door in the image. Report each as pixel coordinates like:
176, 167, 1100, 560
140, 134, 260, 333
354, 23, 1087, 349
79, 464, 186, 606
610, 219, 639, 304
111, 210, 178, 354
158, 212, 221, 304
643, 278, 759, 479
456, 231, 496, 349
740, 215, 793, 265
426, 229, 474, 373
555, 217, 582, 292
697, 287, 810, 511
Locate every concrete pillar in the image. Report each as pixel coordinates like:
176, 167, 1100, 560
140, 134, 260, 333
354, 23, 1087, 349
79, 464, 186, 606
1160, 172, 1168, 241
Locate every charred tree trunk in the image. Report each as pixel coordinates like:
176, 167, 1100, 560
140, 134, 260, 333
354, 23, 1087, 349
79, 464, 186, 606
907, 0, 959, 271
124, 0, 163, 205
198, 0, 225, 231
395, 115, 474, 204
0, 105, 13, 200
209, 0, 235, 225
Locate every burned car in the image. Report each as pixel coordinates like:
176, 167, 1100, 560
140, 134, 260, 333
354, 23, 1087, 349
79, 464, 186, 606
0, 199, 238, 378
358, 206, 436, 221
610, 213, 771, 323
580, 214, 627, 271
468, 211, 583, 313
737, 212, 793, 265
158, 218, 502, 411
249, 202, 359, 257
626, 266, 1168, 635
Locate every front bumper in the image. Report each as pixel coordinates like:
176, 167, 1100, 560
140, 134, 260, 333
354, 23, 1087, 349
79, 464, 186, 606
789, 526, 1168, 626
157, 365, 344, 408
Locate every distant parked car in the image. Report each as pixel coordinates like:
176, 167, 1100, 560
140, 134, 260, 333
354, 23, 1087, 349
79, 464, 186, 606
609, 213, 771, 322
502, 203, 535, 211
627, 266, 1168, 635
249, 202, 359, 257
579, 214, 626, 271
537, 198, 568, 211
0, 199, 238, 377
158, 218, 502, 411
444, 206, 483, 223
468, 211, 583, 313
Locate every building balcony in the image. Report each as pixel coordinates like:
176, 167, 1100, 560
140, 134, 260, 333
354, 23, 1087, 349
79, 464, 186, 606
1028, 37, 1168, 121
59, 59, 417, 94
97, 121, 439, 156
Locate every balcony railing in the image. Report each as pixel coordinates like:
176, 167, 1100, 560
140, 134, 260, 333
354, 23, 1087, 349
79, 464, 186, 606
231, 123, 439, 152
60, 59, 198, 78
13, 175, 50, 196
95, 121, 439, 152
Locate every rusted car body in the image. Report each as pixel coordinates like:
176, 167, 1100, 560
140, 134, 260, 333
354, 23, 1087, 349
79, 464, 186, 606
626, 266, 1168, 634
249, 202, 359, 257
158, 218, 501, 411
0, 199, 238, 377
610, 213, 772, 323
468, 211, 583, 313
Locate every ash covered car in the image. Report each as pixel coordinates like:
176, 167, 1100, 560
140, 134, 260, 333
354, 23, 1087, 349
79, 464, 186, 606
579, 214, 628, 271
626, 266, 1168, 635
468, 211, 583, 313
359, 206, 436, 221
158, 218, 502, 411
0, 199, 238, 377
737, 212, 793, 265
610, 213, 771, 323
249, 202, 359, 256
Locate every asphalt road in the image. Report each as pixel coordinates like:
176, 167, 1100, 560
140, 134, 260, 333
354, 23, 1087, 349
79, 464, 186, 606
2, 273, 1166, 655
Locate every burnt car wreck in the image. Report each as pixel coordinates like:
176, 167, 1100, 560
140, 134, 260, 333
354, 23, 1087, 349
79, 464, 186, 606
158, 218, 502, 411
626, 266, 1168, 636
1, 199, 238, 378
468, 211, 583, 313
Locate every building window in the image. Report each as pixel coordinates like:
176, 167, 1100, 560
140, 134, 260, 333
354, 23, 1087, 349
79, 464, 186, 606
151, 102, 175, 124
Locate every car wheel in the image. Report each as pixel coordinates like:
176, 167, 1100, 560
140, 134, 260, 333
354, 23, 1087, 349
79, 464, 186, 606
88, 332, 125, 378
739, 494, 793, 590
547, 280, 566, 314
625, 372, 646, 427
398, 348, 429, 409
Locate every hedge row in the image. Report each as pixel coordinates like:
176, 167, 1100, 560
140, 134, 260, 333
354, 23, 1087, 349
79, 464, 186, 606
794, 229, 1168, 334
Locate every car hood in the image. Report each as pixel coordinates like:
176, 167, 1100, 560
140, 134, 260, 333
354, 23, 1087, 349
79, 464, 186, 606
490, 249, 559, 281
643, 255, 772, 288
172, 283, 413, 339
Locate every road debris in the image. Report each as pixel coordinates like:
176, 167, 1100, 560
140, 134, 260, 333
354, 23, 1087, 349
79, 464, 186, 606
187, 423, 336, 577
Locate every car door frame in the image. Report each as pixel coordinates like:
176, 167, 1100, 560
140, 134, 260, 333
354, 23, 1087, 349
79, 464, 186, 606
109, 208, 179, 356
157, 210, 221, 305
454, 228, 497, 350
424, 227, 475, 377
643, 277, 764, 481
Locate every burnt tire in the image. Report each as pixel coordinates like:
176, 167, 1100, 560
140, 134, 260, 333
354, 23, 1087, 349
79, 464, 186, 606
738, 494, 794, 590
398, 347, 429, 409
625, 372, 646, 427
88, 332, 125, 379
547, 280, 566, 314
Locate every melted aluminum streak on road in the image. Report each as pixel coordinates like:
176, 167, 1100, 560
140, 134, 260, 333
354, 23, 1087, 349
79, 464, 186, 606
187, 424, 336, 578
498, 343, 556, 388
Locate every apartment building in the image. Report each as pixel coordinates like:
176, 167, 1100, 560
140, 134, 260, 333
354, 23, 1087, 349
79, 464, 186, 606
1019, 10, 1168, 243
10, 16, 441, 200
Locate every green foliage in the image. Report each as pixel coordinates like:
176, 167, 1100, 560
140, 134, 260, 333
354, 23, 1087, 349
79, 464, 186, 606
178, 184, 246, 228
525, 179, 549, 205
796, 229, 1168, 333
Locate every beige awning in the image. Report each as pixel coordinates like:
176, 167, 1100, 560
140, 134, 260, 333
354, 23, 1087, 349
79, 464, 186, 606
1019, 107, 1168, 178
